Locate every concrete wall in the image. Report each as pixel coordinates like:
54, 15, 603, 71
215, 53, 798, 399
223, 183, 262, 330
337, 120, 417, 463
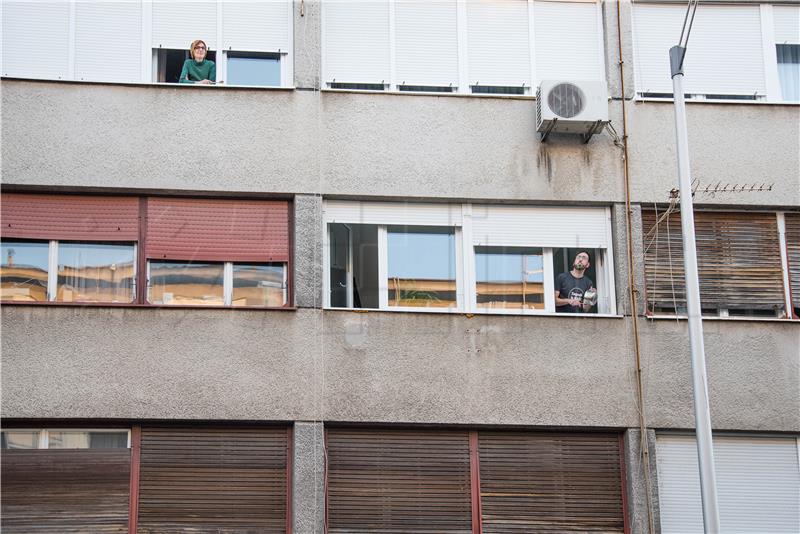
3, 305, 797, 432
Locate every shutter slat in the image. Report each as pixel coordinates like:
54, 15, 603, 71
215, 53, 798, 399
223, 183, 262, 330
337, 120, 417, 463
145, 198, 290, 262
152, 0, 218, 50
466, 0, 531, 88
326, 429, 473, 533
774, 6, 800, 45
478, 431, 624, 534
75, 1, 142, 82
534, 1, 602, 84
1, 193, 140, 241
785, 213, 800, 311
395, 0, 459, 87
137, 426, 288, 533
323, 0, 390, 84
643, 210, 785, 312
633, 4, 766, 95
1, 1, 70, 80
222, 0, 290, 53
0, 449, 130, 533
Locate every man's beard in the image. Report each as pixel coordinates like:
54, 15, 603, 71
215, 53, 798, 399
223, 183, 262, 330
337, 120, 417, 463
573, 263, 585, 271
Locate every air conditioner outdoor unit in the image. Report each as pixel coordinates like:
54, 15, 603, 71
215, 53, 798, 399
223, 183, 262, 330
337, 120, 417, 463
536, 80, 609, 143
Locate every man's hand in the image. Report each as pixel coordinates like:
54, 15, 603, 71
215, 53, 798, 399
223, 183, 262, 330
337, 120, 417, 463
569, 298, 581, 307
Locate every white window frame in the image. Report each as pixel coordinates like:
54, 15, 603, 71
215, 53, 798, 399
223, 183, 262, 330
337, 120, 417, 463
1, 429, 131, 449
323, 201, 617, 316
146, 260, 288, 307
322, 0, 606, 95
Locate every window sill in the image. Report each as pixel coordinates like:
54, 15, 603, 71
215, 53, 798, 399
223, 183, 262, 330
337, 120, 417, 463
321, 87, 535, 100
324, 306, 623, 319
634, 96, 800, 106
645, 314, 797, 323
0, 301, 296, 311
1, 76, 296, 91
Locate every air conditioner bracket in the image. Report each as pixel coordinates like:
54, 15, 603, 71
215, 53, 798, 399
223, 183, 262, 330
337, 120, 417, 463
539, 118, 558, 143
582, 119, 606, 144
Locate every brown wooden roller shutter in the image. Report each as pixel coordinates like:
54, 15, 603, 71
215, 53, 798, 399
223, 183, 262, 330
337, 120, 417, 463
478, 432, 624, 533
1, 193, 139, 241
0, 449, 131, 533
785, 213, 800, 316
145, 198, 290, 262
642, 210, 785, 312
136, 426, 289, 533
326, 428, 473, 533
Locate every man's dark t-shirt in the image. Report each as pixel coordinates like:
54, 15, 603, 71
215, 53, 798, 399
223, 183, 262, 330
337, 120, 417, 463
555, 272, 594, 313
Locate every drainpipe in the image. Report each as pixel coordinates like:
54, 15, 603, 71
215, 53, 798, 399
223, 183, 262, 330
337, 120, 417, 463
615, 2, 656, 533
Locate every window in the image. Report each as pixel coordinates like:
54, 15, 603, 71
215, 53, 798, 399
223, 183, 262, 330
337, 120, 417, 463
1, 429, 129, 449
1, 240, 136, 303
777, 44, 800, 101
324, 201, 615, 315
154, 48, 216, 83
0, 193, 292, 308
475, 247, 543, 310
387, 227, 457, 308
323, 0, 604, 94
227, 52, 281, 86
643, 210, 790, 318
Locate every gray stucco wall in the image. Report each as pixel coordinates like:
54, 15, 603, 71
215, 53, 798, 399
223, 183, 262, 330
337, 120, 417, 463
3, 305, 797, 432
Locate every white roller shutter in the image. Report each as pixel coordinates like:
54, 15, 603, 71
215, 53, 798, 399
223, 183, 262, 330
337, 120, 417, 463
633, 4, 766, 96
395, 0, 459, 87
323, 0, 390, 84
534, 0, 602, 84
774, 5, 800, 45
2, 1, 70, 80
74, 1, 142, 82
471, 205, 608, 248
152, 0, 218, 50
466, 0, 531, 88
324, 201, 463, 227
222, 0, 290, 52
656, 434, 800, 534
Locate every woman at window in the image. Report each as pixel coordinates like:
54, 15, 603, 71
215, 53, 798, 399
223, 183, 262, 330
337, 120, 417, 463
179, 39, 216, 84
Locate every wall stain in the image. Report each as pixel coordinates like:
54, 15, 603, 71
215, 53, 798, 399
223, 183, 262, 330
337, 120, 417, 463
537, 145, 553, 184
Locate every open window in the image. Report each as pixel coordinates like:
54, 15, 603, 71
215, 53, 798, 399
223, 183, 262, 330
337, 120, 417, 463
324, 201, 615, 315
153, 48, 216, 83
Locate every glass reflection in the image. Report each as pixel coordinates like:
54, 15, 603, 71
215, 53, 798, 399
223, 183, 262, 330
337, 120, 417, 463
48, 431, 128, 449
56, 242, 135, 303
1, 241, 49, 301
227, 54, 280, 86
475, 247, 544, 310
149, 262, 224, 306
1, 431, 40, 449
387, 227, 456, 308
232, 264, 286, 307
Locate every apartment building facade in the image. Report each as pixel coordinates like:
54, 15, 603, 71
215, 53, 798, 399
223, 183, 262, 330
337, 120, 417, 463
1, 0, 799, 532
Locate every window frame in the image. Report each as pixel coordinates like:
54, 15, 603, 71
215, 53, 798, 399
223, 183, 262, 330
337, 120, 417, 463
323, 201, 617, 316
1, 428, 131, 449
1, 239, 138, 304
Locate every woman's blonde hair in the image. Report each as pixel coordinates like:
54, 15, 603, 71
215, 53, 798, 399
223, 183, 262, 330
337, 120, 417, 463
190, 39, 207, 60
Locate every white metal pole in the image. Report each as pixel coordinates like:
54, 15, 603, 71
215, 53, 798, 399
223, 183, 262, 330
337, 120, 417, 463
670, 44, 721, 534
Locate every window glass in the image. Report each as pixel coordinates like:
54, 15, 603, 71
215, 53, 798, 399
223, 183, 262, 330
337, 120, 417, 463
1, 431, 40, 449
149, 262, 224, 306
1, 241, 49, 301
777, 44, 800, 101
387, 227, 456, 308
475, 247, 544, 310
227, 53, 280, 86
232, 264, 286, 307
56, 242, 135, 303
48, 431, 128, 449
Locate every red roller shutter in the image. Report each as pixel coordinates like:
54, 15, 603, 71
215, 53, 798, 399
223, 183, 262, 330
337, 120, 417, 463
478, 432, 624, 533
1, 193, 139, 241
0, 449, 131, 533
145, 198, 290, 262
136, 426, 289, 533
326, 428, 473, 533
